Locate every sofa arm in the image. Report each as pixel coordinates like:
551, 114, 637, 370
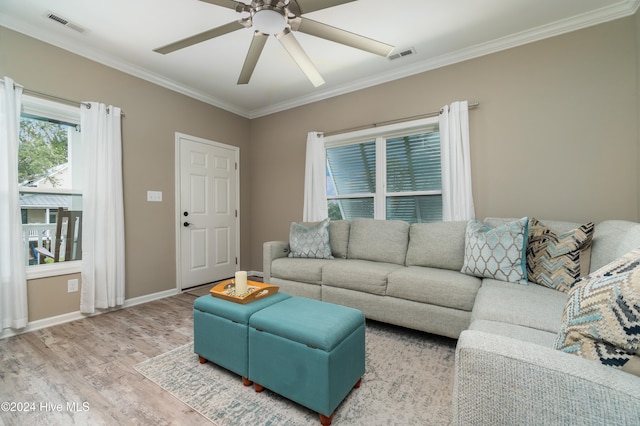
263, 241, 290, 283
453, 330, 640, 426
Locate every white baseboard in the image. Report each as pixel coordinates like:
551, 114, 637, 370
0, 287, 180, 340
124, 288, 180, 308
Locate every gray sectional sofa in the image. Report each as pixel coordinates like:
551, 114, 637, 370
263, 217, 640, 425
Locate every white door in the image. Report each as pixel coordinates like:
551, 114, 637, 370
177, 133, 239, 290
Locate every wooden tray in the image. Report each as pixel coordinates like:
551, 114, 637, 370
210, 279, 279, 304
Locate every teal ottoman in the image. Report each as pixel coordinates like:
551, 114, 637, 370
193, 292, 291, 385
248, 297, 365, 426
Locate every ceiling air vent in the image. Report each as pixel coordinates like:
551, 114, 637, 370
388, 47, 416, 61
44, 11, 87, 34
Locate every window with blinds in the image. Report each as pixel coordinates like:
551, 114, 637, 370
326, 140, 376, 220
385, 131, 442, 223
326, 119, 442, 223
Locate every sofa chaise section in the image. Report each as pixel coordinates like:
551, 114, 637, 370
454, 330, 640, 425
453, 219, 640, 425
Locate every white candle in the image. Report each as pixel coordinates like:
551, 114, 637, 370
235, 271, 248, 295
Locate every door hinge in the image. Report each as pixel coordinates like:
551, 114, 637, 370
235, 257, 238, 265
235, 209, 238, 218
235, 162, 238, 170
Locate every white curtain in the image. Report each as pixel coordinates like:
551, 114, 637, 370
0, 77, 28, 330
302, 131, 328, 221
439, 100, 475, 221
80, 103, 125, 314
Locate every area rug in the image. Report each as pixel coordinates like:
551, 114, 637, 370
134, 321, 456, 425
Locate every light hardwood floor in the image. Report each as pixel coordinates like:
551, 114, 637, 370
0, 286, 220, 425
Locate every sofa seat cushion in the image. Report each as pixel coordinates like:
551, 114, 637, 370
469, 319, 558, 347
386, 266, 481, 311
271, 257, 334, 284
322, 260, 403, 295
472, 280, 568, 333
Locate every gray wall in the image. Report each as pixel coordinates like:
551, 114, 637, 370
249, 16, 639, 271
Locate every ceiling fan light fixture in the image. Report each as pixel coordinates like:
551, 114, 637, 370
154, 0, 394, 88
252, 8, 286, 35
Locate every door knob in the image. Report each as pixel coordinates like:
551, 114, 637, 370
183, 222, 192, 227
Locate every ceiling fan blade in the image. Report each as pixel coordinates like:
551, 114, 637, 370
238, 32, 269, 84
293, 17, 394, 57
154, 21, 246, 54
276, 29, 325, 87
294, 0, 357, 14
199, 0, 247, 11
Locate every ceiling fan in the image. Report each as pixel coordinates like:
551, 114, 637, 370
154, 0, 394, 87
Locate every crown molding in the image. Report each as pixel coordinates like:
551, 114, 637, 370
248, 0, 640, 118
0, 15, 253, 118
3, 0, 639, 120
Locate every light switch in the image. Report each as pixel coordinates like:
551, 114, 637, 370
147, 191, 163, 202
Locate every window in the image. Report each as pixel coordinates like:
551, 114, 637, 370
326, 117, 442, 224
19, 96, 82, 275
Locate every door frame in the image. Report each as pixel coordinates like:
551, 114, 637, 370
174, 132, 240, 291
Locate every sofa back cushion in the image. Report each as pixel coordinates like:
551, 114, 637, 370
347, 218, 409, 265
405, 221, 467, 270
329, 220, 350, 259
591, 220, 640, 272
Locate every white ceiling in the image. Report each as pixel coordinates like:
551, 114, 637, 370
1, 0, 638, 118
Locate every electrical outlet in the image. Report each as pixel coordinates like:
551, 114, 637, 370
68, 278, 79, 293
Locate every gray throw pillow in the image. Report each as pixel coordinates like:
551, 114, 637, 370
288, 218, 333, 259
461, 217, 529, 284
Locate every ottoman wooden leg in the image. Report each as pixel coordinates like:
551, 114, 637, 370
254, 383, 264, 392
198, 355, 207, 364
242, 377, 253, 386
319, 413, 334, 426
318, 377, 361, 425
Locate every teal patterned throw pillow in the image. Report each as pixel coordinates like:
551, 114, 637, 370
461, 217, 529, 284
288, 219, 334, 259
555, 248, 640, 377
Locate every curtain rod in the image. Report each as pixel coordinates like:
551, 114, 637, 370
322, 101, 479, 137
18, 86, 125, 117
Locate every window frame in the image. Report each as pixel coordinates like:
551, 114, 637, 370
20, 95, 82, 279
325, 116, 441, 222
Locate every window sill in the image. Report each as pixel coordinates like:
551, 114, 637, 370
26, 261, 82, 280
